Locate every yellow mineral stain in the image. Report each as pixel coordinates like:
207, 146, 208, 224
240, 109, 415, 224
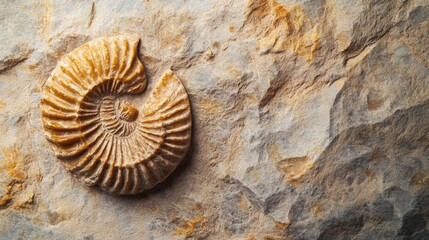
263, 236, 278, 240
161, 33, 183, 48
35, 172, 43, 182
200, 98, 222, 114
1, 147, 27, 181
13, 193, 34, 210
0, 147, 35, 209
336, 32, 351, 52
229, 25, 235, 33
284, 158, 313, 185
294, 27, 319, 62
203, 50, 215, 60
0, 195, 12, 206
269, 143, 282, 162
269, 143, 313, 186
333, 79, 345, 90
227, 65, 241, 78
174, 216, 205, 236
275, 220, 290, 230
0, 182, 14, 206
247, 235, 257, 240
246, 0, 319, 62
15, 183, 23, 190
311, 203, 323, 217
238, 194, 251, 211
0, 101, 5, 109
246, 93, 260, 104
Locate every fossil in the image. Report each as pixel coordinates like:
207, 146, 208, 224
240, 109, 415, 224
41, 36, 192, 195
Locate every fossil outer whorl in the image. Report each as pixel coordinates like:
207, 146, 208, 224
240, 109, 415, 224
41, 36, 192, 195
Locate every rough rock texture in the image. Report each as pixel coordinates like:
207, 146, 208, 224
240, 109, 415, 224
0, 0, 428, 239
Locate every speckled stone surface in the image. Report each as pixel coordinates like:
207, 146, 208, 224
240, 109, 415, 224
0, 0, 428, 239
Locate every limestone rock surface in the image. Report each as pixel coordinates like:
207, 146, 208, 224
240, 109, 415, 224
0, 0, 428, 239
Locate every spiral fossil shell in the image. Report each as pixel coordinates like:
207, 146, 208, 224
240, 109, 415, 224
41, 36, 192, 195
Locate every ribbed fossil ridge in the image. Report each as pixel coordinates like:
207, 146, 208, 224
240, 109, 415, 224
41, 36, 192, 195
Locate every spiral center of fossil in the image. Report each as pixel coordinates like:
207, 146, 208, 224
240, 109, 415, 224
118, 100, 139, 122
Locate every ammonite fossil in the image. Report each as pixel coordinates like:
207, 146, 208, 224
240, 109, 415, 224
41, 36, 192, 195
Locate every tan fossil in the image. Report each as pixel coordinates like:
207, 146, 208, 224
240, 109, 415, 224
41, 36, 192, 195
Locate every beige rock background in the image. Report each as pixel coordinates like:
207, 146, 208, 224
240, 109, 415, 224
0, 0, 428, 239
